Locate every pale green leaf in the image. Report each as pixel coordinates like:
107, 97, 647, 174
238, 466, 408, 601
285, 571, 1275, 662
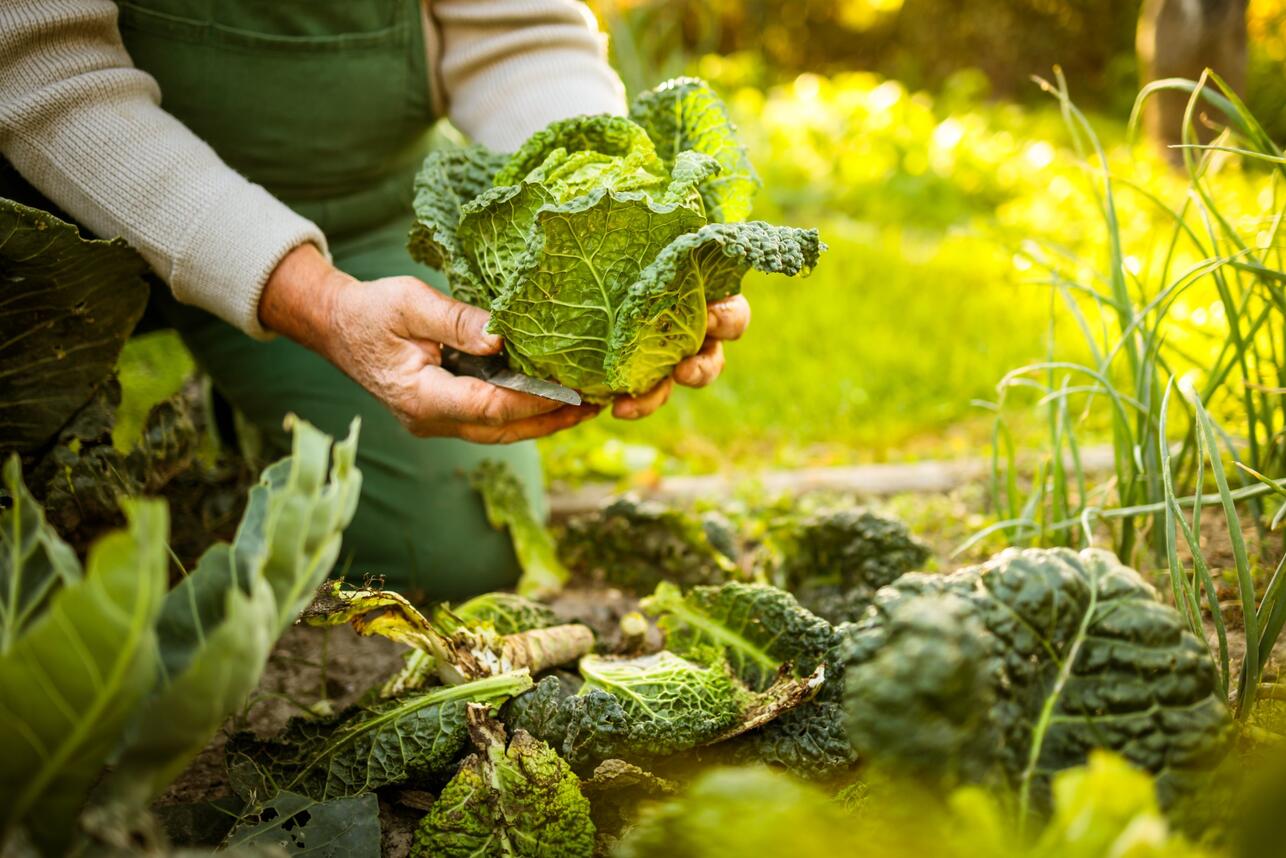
605, 223, 823, 395
0, 498, 167, 853
629, 78, 760, 222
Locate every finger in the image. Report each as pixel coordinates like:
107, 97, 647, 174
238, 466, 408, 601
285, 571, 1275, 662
706, 295, 751, 340
674, 339, 725, 388
612, 378, 673, 420
459, 403, 601, 444
413, 367, 566, 426
403, 281, 503, 355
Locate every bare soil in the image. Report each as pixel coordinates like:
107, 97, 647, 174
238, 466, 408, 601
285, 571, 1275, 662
157, 627, 405, 808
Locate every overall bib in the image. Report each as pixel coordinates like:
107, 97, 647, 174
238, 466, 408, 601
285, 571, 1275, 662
115, 0, 545, 599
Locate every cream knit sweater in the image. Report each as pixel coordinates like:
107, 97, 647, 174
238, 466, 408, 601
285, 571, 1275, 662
0, 1, 626, 338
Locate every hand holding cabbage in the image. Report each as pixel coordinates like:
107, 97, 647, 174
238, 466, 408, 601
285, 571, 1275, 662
408, 78, 824, 410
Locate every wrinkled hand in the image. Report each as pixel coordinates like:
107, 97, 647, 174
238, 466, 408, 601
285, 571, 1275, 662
260, 245, 599, 442
612, 295, 752, 419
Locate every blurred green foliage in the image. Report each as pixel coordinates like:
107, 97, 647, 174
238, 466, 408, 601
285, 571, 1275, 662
590, 0, 1140, 105
114, 330, 194, 451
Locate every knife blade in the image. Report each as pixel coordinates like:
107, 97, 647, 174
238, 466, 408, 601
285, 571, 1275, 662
440, 347, 583, 406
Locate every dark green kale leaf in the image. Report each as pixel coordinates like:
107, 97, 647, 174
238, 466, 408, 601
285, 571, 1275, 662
843, 548, 1233, 804
559, 496, 741, 593
29, 379, 200, 547
223, 792, 381, 858
642, 580, 856, 779
761, 506, 930, 624
642, 581, 837, 691
580, 759, 677, 850
227, 671, 534, 802
841, 592, 1000, 786
412, 706, 595, 858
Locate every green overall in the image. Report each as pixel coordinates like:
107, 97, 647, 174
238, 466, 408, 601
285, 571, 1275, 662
115, 0, 545, 599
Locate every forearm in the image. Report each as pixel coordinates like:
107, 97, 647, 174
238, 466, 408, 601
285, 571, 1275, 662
0, 0, 326, 339
258, 244, 354, 361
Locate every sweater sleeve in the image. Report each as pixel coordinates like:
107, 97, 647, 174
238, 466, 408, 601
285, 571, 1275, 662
0, 0, 328, 339
431, 0, 628, 151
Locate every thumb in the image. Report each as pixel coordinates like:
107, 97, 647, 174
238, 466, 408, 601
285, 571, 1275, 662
406, 282, 503, 355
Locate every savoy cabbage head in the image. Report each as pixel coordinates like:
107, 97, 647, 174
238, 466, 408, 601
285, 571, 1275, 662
842, 547, 1233, 804
409, 78, 824, 401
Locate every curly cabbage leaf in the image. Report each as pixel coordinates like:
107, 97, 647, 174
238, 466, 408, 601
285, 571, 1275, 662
602, 221, 820, 394
469, 460, 569, 598
559, 496, 740, 592
628, 77, 760, 222
843, 548, 1233, 804
408, 78, 823, 402
433, 592, 560, 636
642, 581, 836, 691
227, 670, 534, 803
413, 706, 594, 858
483, 188, 705, 398
504, 650, 819, 773
578, 651, 745, 748
408, 146, 511, 306
642, 581, 856, 778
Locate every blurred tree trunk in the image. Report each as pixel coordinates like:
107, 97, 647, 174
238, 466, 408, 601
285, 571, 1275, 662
1137, 0, 1247, 162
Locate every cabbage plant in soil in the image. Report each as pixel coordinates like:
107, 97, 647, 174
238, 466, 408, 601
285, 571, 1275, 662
408, 78, 824, 402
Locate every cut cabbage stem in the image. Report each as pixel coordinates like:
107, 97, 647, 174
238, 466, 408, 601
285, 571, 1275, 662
430, 623, 597, 685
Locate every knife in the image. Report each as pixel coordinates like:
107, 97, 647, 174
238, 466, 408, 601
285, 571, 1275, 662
440, 347, 583, 406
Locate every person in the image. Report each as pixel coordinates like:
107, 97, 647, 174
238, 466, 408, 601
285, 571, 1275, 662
0, 0, 751, 599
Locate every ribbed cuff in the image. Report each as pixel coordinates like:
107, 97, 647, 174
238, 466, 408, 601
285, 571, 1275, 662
170, 179, 328, 340
454, 52, 627, 151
